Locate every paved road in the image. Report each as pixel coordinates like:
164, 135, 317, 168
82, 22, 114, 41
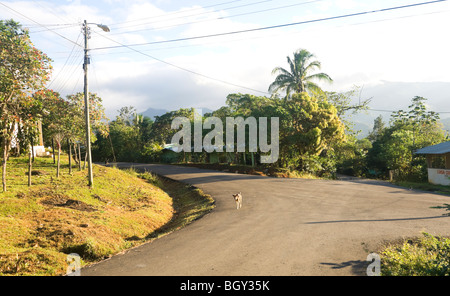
82, 163, 450, 276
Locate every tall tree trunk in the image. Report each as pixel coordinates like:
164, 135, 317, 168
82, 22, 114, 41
31, 138, 35, 163
108, 134, 116, 162
251, 152, 255, 167
28, 145, 32, 187
2, 124, 14, 192
78, 144, 82, 171
52, 138, 55, 164
56, 140, 61, 178
73, 142, 78, 165
68, 139, 72, 175
2, 139, 8, 192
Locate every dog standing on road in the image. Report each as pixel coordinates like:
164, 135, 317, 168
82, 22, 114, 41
232, 192, 243, 210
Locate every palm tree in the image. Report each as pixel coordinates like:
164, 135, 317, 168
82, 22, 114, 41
268, 49, 332, 98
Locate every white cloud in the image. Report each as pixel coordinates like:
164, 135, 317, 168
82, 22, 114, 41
2, 0, 450, 119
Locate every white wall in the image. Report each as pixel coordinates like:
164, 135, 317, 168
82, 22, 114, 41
428, 168, 450, 186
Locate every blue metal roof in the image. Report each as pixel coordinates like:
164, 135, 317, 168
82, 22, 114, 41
415, 141, 450, 155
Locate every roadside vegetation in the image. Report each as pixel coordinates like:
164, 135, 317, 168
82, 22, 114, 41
0, 156, 214, 275
380, 232, 450, 276
2, 19, 450, 276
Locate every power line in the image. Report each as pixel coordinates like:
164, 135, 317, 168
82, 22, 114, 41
55, 7, 450, 57
368, 108, 450, 114
92, 30, 270, 95
47, 32, 83, 90
110, 0, 272, 31
91, 0, 448, 51
109, 0, 324, 36
30, 0, 77, 25
0, 2, 82, 48
109, 0, 246, 27
29, 24, 80, 34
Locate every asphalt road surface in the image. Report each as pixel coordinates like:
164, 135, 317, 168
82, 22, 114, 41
82, 163, 450, 276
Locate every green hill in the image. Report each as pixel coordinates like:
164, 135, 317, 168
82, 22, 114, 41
0, 157, 214, 275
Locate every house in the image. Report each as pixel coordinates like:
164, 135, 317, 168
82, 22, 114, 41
415, 141, 450, 186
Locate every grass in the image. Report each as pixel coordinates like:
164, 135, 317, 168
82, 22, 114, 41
175, 162, 323, 179
0, 156, 214, 275
394, 181, 450, 196
380, 232, 450, 276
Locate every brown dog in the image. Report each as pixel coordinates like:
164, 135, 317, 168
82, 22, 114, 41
232, 192, 242, 210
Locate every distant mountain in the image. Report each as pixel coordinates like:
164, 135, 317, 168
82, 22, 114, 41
139, 107, 168, 120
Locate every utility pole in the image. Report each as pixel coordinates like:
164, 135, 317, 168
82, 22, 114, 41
83, 20, 93, 187
81, 21, 110, 187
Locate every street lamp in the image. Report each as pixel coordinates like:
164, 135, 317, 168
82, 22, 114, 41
82, 20, 110, 187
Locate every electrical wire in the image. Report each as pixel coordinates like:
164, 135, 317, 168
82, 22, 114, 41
109, 0, 273, 31
368, 108, 450, 114
55, 7, 450, 58
0, 2, 82, 48
109, 0, 245, 27
109, 0, 325, 36
47, 32, 83, 89
91, 0, 448, 51
92, 30, 270, 95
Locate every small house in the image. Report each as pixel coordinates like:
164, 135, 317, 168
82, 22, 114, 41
415, 141, 450, 186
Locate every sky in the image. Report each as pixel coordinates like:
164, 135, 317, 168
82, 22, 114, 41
1, 0, 450, 121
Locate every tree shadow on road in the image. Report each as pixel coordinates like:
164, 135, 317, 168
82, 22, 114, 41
320, 260, 369, 276
306, 215, 448, 224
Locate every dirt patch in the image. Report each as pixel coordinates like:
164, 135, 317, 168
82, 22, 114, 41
40, 196, 97, 212
24, 170, 49, 176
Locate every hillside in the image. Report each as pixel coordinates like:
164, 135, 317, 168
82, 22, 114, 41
0, 157, 214, 275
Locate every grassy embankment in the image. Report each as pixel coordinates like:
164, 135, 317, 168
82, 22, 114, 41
0, 156, 214, 275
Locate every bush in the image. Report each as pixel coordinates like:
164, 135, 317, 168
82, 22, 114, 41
381, 232, 450, 276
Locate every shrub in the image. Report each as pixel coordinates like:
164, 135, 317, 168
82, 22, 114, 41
381, 232, 450, 276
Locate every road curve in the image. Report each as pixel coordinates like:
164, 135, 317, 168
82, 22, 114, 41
82, 163, 450, 276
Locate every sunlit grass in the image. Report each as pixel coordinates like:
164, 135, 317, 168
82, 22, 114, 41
0, 155, 214, 275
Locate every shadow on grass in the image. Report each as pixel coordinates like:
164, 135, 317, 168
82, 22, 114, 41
116, 172, 216, 244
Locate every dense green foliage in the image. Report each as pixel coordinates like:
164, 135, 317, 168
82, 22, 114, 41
365, 96, 447, 181
0, 19, 447, 183
0, 20, 52, 191
381, 232, 450, 276
90, 52, 447, 182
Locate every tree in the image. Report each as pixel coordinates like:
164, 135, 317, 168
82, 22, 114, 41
92, 106, 154, 163
255, 92, 345, 174
66, 92, 109, 142
366, 96, 447, 181
66, 92, 109, 169
0, 20, 52, 191
150, 109, 195, 145
323, 85, 372, 135
40, 90, 72, 178
368, 115, 386, 143
391, 96, 440, 149
268, 48, 332, 98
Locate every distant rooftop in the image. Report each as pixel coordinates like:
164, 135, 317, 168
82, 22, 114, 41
415, 141, 450, 155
